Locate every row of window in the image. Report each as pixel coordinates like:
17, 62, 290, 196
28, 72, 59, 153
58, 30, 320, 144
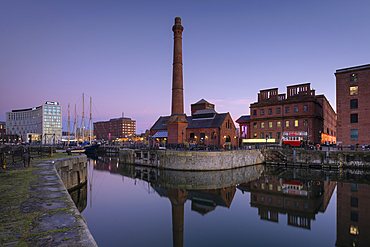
253, 105, 308, 116
254, 132, 280, 139
253, 119, 308, 129
254, 195, 309, 209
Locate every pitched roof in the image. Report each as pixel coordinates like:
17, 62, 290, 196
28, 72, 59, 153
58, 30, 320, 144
236, 115, 250, 122
193, 99, 209, 104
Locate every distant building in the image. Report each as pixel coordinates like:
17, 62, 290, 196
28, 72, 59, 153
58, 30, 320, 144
94, 117, 136, 141
0, 121, 5, 143
335, 64, 370, 145
151, 99, 237, 147
6, 102, 62, 144
237, 83, 336, 145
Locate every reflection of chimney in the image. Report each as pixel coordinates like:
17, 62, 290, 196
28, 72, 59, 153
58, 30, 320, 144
167, 17, 188, 144
168, 188, 188, 247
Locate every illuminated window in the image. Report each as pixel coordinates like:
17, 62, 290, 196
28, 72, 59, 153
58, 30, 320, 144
254, 182, 257, 188
350, 86, 358, 95
350, 73, 358, 82
253, 133, 257, 138
269, 122, 272, 128
350, 225, 359, 235
253, 123, 257, 129
277, 121, 281, 128
294, 120, 298, 127
303, 119, 308, 127
261, 122, 265, 128
269, 184, 273, 190
261, 183, 265, 189
285, 121, 289, 128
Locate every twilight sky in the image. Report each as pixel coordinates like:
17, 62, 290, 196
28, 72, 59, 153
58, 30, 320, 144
1, 0, 370, 133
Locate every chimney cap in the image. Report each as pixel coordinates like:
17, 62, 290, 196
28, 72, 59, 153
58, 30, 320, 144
175, 17, 181, 24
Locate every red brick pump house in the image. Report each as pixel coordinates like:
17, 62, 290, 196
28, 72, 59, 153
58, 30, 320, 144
151, 99, 237, 147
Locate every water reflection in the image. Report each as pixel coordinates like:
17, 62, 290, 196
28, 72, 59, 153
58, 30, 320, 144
69, 182, 87, 213
82, 155, 370, 247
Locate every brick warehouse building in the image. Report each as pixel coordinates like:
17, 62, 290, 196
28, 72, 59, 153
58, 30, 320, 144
151, 99, 237, 147
335, 64, 370, 145
237, 83, 336, 145
94, 117, 136, 141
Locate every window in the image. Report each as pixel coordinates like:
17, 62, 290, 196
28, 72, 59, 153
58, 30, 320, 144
269, 122, 272, 128
253, 123, 257, 129
200, 133, 205, 139
350, 114, 358, 124
295, 202, 299, 208
277, 108, 281, 114
350, 99, 358, 109
261, 183, 265, 189
269, 132, 272, 139
268, 197, 273, 204
268, 108, 272, 115
261, 196, 265, 202
253, 133, 257, 138
277, 121, 281, 128
303, 119, 308, 127
285, 121, 289, 128
253, 195, 257, 201
351, 183, 358, 192
350, 86, 358, 95
253, 110, 257, 116
254, 182, 257, 189
261, 133, 264, 139
261, 122, 265, 128
269, 184, 273, 190
190, 133, 194, 138
277, 199, 281, 205
351, 129, 358, 140
285, 107, 289, 113
351, 197, 358, 208
351, 211, 358, 222
261, 109, 265, 115
350, 73, 358, 82
286, 200, 290, 206
277, 132, 281, 140
304, 203, 308, 209
294, 120, 298, 127
304, 105, 308, 112
294, 106, 298, 112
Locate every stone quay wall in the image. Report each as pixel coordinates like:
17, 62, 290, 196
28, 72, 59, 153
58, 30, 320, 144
54, 155, 88, 190
119, 149, 264, 171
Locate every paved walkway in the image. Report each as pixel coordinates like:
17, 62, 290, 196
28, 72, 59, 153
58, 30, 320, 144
0, 156, 97, 246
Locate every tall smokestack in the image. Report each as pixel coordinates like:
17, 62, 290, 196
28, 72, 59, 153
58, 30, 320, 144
167, 17, 188, 144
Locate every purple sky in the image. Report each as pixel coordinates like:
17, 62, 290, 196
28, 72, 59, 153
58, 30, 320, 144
1, 0, 370, 133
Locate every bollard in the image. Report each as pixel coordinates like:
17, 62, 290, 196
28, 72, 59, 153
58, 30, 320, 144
2, 153, 6, 169
51, 147, 53, 157
23, 153, 30, 168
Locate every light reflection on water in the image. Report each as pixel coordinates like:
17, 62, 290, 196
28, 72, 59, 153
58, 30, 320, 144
73, 155, 370, 247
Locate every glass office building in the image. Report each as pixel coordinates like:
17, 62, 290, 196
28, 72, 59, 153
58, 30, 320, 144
6, 102, 62, 144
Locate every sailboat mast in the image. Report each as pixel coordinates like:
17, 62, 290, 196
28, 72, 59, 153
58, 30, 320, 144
89, 97, 92, 145
76, 114, 79, 144
74, 104, 77, 144
82, 93, 85, 143
68, 103, 70, 147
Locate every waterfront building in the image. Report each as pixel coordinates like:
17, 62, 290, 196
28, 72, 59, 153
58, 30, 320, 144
335, 64, 370, 145
6, 101, 62, 144
237, 83, 336, 145
0, 121, 5, 143
93, 117, 136, 141
151, 99, 237, 147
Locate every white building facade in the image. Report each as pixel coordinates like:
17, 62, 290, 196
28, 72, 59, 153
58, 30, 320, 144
6, 102, 62, 144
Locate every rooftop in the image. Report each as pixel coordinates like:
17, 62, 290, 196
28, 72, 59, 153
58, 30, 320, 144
336, 63, 370, 73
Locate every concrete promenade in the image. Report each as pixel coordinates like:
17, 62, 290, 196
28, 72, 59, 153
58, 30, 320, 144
0, 154, 97, 247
